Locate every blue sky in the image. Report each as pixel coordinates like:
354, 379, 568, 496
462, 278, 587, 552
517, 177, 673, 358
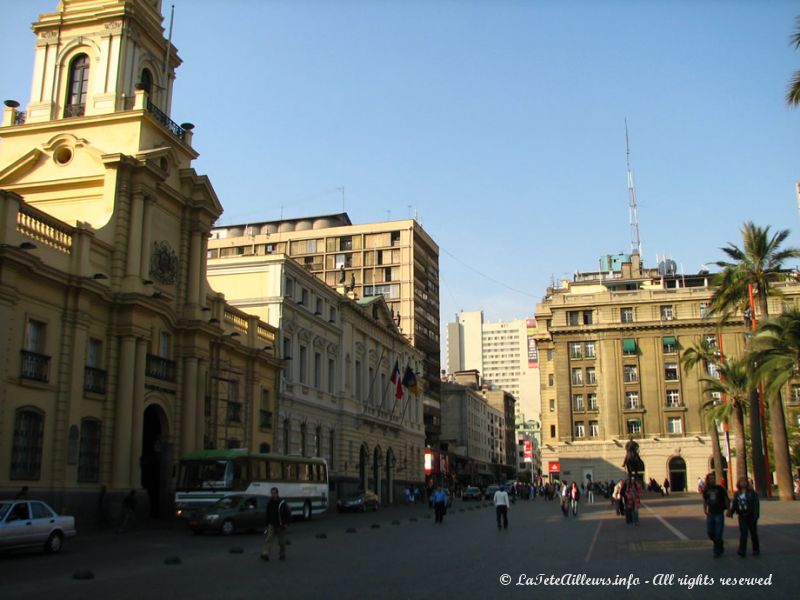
3, 0, 800, 349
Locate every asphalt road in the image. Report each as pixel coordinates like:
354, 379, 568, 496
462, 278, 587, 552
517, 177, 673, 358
1, 493, 797, 600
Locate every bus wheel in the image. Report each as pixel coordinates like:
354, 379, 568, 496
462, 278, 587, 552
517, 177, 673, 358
221, 519, 235, 536
303, 501, 312, 521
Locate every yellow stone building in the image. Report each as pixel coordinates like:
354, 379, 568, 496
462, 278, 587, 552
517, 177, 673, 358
534, 252, 800, 490
0, 0, 281, 517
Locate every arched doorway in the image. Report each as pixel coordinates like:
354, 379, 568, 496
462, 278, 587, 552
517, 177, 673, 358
386, 449, 395, 505
358, 444, 369, 492
372, 446, 382, 501
668, 456, 687, 492
141, 404, 169, 518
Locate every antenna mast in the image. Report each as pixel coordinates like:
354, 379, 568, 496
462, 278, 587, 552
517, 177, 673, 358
625, 119, 642, 258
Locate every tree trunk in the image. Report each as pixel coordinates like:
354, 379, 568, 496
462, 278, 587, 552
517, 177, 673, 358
749, 291, 769, 496
709, 420, 725, 484
769, 391, 796, 501
730, 402, 749, 487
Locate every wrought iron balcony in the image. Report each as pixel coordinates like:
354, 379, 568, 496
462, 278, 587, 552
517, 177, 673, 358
63, 103, 85, 118
146, 99, 185, 140
20, 350, 50, 382
84, 366, 107, 394
146, 354, 176, 382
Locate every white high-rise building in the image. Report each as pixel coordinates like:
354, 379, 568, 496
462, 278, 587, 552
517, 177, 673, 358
446, 311, 541, 421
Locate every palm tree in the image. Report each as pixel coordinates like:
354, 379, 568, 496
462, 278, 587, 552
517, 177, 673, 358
682, 342, 749, 485
750, 307, 800, 500
787, 17, 800, 107
709, 222, 800, 499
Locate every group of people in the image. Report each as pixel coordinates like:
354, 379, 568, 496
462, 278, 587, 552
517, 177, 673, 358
702, 473, 760, 558
611, 477, 642, 525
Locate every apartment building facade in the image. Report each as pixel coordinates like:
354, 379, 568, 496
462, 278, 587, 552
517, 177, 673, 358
207, 214, 443, 444
534, 252, 800, 490
447, 311, 541, 422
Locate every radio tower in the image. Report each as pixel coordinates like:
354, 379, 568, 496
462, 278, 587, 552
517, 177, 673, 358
625, 119, 642, 257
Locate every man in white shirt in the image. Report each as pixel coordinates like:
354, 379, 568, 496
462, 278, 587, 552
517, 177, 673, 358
493, 487, 511, 530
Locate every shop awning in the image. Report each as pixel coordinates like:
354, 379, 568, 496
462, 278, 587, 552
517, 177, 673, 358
622, 338, 637, 353
663, 336, 677, 347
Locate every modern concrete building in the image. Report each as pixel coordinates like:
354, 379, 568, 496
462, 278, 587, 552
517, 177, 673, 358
207, 214, 443, 445
206, 253, 426, 503
446, 310, 541, 422
0, 0, 281, 517
534, 251, 800, 490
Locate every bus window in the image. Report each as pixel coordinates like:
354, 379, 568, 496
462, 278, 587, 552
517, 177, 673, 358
232, 459, 249, 491
251, 458, 266, 481
283, 462, 297, 481
320, 464, 327, 483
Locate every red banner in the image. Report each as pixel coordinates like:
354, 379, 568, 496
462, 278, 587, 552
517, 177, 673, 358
548, 461, 561, 473
523, 440, 533, 463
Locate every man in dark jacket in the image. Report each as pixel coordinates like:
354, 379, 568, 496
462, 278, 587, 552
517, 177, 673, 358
261, 487, 291, 561
702, 473, 730, 557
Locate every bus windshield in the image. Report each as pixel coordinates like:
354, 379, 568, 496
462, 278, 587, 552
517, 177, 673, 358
178, 460, 231, 491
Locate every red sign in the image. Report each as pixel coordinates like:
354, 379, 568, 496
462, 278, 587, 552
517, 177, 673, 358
424, 449, 433, 475
523, 440, 533, 463
548, 461, 561, 473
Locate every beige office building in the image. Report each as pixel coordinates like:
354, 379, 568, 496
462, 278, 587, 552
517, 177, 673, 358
207, 253, 426, 502
534, 252, 800, 490
208, 213, 443, 441
0, 0, 281, 517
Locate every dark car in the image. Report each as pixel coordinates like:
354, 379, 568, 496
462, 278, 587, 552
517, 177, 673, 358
337, 490, 379, 513
187, 494, 267, 535
484, 485, 500, 500
462, 486, 482, 501
0, 500, 76, 554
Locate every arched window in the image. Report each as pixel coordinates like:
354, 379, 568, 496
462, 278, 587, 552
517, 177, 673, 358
140, 68, 153, 96
65, 54, 90, 117
78, 418, 101, 483
11, 408, 45, 480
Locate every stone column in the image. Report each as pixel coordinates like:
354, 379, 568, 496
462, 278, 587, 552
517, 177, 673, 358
129, 339, 147, 488
126, 191, 144, 279
187, 230, 201, 306
181, 356, 198, 456
196, 360, 207, 449
139, 197, 153, 280
112, 336, 136, 489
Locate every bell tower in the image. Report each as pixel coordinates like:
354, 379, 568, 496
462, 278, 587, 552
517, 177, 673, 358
24, 0, 180, 124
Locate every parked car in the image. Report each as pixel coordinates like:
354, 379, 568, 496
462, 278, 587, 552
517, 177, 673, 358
337, 490, 379, 513
0, 500, 76, 554
187, 494, 267, 535
462, 486, 482, 501
484, 485, 500, 500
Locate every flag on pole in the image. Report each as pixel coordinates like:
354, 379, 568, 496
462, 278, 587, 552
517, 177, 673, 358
402, 366, 418, 394
390, 361, 403, 399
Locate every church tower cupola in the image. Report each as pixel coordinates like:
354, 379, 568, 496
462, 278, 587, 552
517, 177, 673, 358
24, 0, 180, 125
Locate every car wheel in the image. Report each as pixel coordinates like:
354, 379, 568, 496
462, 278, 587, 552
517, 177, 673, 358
220, 519, 235, 536
44, 531, 63, 554
302, 501, 312, 521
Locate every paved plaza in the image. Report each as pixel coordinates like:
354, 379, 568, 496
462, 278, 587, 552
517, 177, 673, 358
1, 493, 797, 600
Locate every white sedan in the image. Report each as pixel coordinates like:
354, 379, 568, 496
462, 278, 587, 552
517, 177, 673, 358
0, 500, 76, 554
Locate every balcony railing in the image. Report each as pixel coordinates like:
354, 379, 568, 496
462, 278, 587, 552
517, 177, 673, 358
146, 99, 185, 140
146, 354, 176, 382
84, 366, 107, 395
20, 350, 50, 382
63, 103, 85, 118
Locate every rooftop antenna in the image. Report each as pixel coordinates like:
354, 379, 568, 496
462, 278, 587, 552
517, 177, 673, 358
625, 118, 642, 258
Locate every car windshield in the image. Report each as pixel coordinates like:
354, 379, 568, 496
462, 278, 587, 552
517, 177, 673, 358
0, 502, 10, 520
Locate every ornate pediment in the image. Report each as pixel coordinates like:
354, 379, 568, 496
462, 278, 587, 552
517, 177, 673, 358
149, 240, 178, 284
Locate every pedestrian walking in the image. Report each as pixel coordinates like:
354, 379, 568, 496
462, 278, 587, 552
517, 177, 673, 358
612, 480, 624, 516
115, 490, 137, 533
96, 485, 111, 530
663, 478, 670, 496
586, 477, 595, 504
727, 477, 760, 557
624, 477, 641, 526
569, 482, 580, 516
432, 487, 448, 523
560, 481, 569, 516
261, 487, 291, 562
493, 485, 510, 530
702, 472, 730, 558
